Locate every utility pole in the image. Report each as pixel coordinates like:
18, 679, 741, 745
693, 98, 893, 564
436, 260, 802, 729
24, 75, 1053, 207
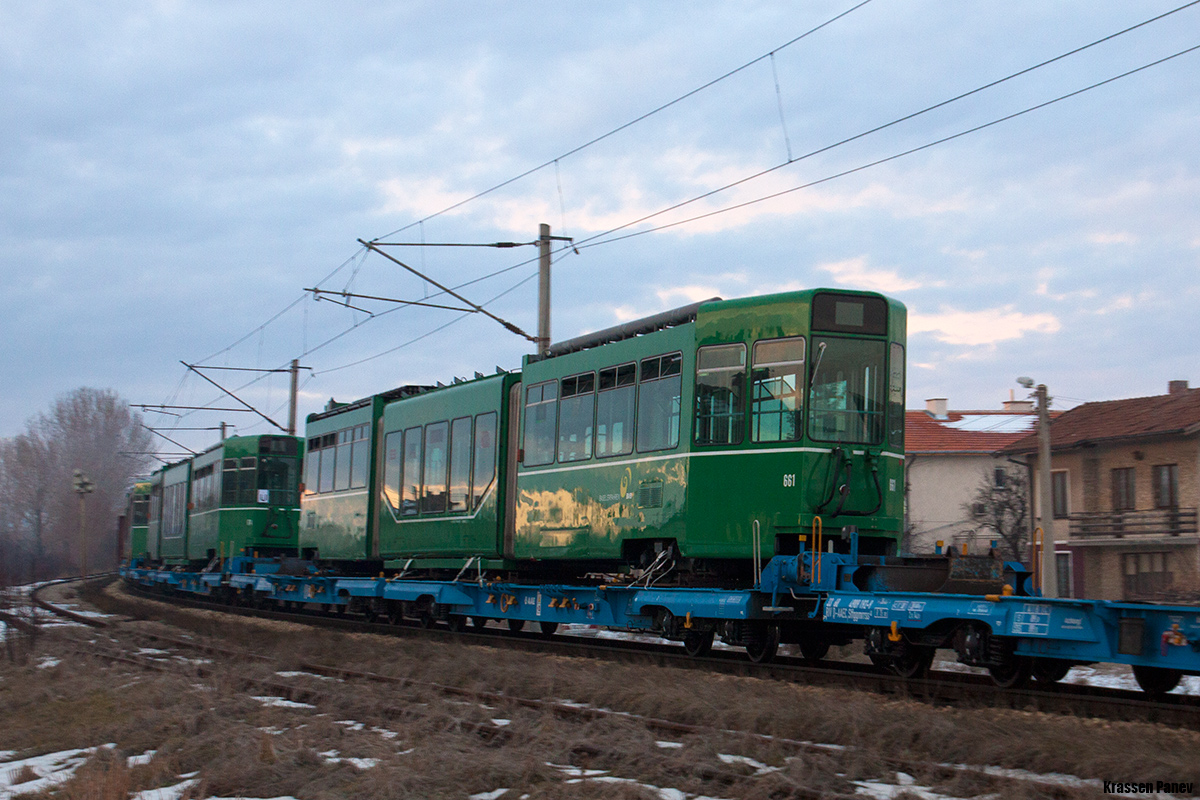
537, 223, 552, 355
1036, 383, 1056, 598
72, 470, 95, 581
288, 358, 300, 436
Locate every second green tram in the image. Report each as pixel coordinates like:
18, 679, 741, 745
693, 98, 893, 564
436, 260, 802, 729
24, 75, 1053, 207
298, 289, 906, 578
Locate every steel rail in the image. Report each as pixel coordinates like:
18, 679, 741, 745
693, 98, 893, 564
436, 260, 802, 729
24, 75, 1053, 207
109, 577, 1200, 730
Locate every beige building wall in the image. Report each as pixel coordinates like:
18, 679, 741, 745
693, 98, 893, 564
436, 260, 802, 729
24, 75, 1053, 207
1030, 435, 1200, 600
906, 453, 1019, 554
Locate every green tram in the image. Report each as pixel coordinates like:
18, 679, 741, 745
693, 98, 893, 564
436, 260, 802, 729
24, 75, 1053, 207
123, 481, 152, 561
299, 289, 906, 580
145, 434, 302, 565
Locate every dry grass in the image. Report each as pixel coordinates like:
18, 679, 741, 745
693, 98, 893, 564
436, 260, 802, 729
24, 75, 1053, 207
8, 582, 1193, 798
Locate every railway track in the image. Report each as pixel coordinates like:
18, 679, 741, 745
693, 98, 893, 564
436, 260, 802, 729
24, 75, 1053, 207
101, 575, 1200, 731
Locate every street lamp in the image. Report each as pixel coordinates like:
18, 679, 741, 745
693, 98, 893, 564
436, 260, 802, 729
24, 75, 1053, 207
1017, 378, 1055, 598
72, 469, 95, 581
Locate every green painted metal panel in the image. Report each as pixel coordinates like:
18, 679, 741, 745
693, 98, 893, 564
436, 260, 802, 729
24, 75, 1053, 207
374, 374, 517, 560
300, 401, 377, 560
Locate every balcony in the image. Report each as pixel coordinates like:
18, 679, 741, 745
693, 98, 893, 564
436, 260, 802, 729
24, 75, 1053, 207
1068, 507, 1199, 539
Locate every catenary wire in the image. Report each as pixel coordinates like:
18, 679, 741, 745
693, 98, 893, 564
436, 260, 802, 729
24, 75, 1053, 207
372, 0, 1200, 299
169, 6, 1200, 431
576, 41, 1200, 246
369, 0, 878, 243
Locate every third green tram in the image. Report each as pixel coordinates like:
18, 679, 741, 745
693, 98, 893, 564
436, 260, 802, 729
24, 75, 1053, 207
300, 289, 906, 581
145, 434, 303, 565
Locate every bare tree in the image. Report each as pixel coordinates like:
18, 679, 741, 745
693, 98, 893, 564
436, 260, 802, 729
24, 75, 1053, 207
962, 467, 1030, 564
0, 388, 152, 579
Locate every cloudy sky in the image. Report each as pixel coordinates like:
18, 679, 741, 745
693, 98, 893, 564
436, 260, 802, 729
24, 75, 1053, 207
3, 1, 1198, 454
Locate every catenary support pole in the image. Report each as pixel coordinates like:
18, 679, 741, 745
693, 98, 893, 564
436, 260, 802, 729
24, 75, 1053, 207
288, 358, 299, 435
1037, 384, 1056, 598
537, 223, 551, 355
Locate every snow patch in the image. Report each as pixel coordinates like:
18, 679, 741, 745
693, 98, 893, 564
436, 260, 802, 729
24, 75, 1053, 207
251, 696, 316, 710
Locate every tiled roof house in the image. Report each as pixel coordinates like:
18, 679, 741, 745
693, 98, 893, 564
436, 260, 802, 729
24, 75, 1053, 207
904, 397, 1040, 555
1001, 381, 1200, 600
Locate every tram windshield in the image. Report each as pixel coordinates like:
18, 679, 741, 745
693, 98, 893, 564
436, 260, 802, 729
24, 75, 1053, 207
258, 456, 299, 506
808, 336, 886, 444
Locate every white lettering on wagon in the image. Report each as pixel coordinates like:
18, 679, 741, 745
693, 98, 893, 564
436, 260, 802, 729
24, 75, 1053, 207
1011, 607, 1051, 636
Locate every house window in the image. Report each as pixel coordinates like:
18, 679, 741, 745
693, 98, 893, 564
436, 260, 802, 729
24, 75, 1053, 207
1055, 551, 1072, 598
1111, 467, 1136, 511
993, 467, 1006, 488
1123, 551, 1171, 598
1051, 471, 1069, 519
1153, 464, 1179, 509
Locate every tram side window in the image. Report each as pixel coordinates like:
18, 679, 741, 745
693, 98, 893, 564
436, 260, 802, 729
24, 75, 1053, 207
163, 481, 186, 538
149, 485, 162, 525
558, 372, 595, 463
449, 416, 472, 513
523, 381, 558, 466
694, 344, 746, 445
221, 458, 247, 505
472, 412, 498, 508
191, 464, 216, 512
350, 425, 370, 489
422, 421, 448, 514
334, 429, 352, 491
401, 426, 422, 516
637, 352, 682, 452
132, 495, 150, 526
751, 337, 804, 443
304, 438, 320, 494
383, 430, 402, 514
318, 433, 336, 492
596, 363, 636, 458
888, 342, 905, 448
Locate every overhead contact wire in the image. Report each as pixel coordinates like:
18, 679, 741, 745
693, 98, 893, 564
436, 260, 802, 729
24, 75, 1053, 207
370, 0, 878, 242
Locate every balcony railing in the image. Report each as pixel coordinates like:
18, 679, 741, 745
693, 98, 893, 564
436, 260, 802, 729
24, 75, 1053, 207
1068, 507, 1199, 538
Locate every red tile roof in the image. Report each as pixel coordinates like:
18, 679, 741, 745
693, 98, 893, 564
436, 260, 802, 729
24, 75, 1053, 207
906, 410, 1039, 454
1002, 388, 1200, 454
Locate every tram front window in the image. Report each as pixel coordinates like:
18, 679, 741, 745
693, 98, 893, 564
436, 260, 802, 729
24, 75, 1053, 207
258, 456, 299, 506
808, 337, 886, 445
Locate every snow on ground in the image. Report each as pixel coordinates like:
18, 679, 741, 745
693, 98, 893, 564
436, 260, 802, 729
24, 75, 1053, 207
127, 750, 157, 767
275, 670, 340, 682
251, 696, 316, 710
317, 750, 379, 770
0, 744, 114, 799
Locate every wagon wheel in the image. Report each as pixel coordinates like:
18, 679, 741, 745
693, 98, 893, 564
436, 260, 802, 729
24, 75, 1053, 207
446, 615, 466, 633
799, 639, 831, 663
868, 653, 891, 669
988, 655, 1032, 689
538, 622, 559, 638
891, 645, 935, 679
683, 630, 714, 658
415, 601, 436, 629
744, 623, 780, 664
1031, 658, 1071, 684
1133, 665, 1183, 696
470, 616, 489, 630
506, 618, 525, 634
